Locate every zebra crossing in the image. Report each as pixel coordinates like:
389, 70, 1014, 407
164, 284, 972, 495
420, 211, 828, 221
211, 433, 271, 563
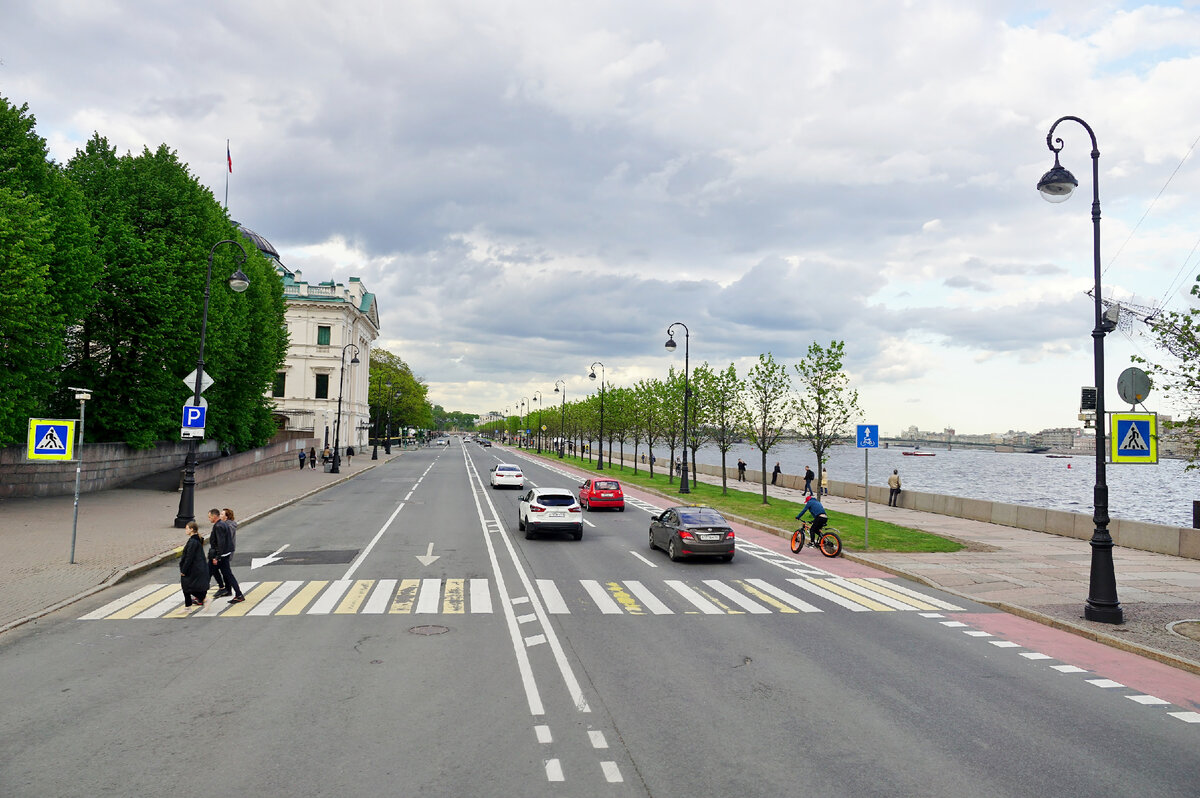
79, 574, 963, 621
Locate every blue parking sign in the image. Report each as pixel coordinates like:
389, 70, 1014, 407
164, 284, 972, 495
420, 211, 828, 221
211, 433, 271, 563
857, 425, 879, 449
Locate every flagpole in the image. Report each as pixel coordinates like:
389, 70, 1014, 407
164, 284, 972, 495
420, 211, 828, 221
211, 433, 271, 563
224, 139, 230, 211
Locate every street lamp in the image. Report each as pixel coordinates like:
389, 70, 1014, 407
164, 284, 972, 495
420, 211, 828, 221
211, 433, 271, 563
384, 380, 394, 454
665, 322, 691, 494
174, 239, 251, 528
520, 397, 530, 448
330, 342, 360, 474
371, 373, 380, 461
1038, 115, 1123, 624
589, 362, 605, 469
533, 390, 544, 453
554, 379, 566, 458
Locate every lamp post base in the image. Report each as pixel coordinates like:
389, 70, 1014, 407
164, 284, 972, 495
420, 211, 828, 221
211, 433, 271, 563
1083, 602, 1124, 624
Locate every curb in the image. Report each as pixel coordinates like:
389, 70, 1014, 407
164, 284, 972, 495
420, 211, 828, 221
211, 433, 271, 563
520, 448, 1200, 677
0, 458, 393, 638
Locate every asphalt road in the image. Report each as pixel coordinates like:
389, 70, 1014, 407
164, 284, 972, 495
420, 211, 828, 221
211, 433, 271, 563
1, 439, 1197, 797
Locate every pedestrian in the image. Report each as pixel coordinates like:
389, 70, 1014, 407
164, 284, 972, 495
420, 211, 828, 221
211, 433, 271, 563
771, 462, 782, 486
803, 466, 815, 496
209, 508, 244, 603
298, 448, 307, 470
641, 452, 646, 464
675, 457, 682, 476
309, 446, 317, 469
323, 445, 332, 464
346, 445, 354, 465
888, 469, 902, 506
179, 521, 209, 608
737, 458, 746, 481
820, 468, 829, 496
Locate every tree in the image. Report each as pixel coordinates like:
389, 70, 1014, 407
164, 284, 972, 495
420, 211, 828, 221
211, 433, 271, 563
1136, 285, 1200, 467
700, 362, 745, 495
793, 340, 861, 490
743, 352, 794, 504
685, 363, 716, 488
368, 350, 431, 440
657, 367, 685, 484
635, 378, 661, 476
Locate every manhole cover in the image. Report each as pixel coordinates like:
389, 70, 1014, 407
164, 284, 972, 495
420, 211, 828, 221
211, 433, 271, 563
1167, 620, 1200, 642
409, 625, 449, 636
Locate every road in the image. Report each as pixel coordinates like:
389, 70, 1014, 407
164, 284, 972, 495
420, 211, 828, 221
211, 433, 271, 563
2, 439, 1197, 797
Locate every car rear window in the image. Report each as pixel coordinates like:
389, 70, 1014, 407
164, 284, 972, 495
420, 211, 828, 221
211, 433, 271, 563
594, 481, 620, 490
678, 508, 726, 525
538, 494, 575, 506
498, 465, 520, 472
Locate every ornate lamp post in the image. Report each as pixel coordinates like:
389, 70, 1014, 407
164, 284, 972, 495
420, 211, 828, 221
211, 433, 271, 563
520, 397, 530, 448
371, 372, 380, 461
554, 379, 566, 458
532, 390, 544, 453
665, 322, 691, 494
330, 342, 360, 474
589, 362, 605, 469
174, 239, 251, 527
1037, 115, 1123, 624
384, 381, 394, 454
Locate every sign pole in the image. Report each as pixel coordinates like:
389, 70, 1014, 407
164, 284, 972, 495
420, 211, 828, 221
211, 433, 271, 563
864, 448, 869, 550
69, 393, 88, 564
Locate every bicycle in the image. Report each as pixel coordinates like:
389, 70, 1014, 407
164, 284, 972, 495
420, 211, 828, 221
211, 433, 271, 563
790, 520, 842, 558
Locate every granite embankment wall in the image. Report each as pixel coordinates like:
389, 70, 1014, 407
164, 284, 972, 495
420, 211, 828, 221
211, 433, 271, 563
602, 453, 1200, 561
0, 435, 317, 499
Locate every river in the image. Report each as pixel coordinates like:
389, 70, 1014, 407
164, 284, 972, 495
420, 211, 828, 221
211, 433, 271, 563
672, 441, 1199, 528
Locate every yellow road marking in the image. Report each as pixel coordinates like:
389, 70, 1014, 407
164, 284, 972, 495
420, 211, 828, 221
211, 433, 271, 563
276, 580, 328, 615
736, 581, 799, 613
605, 581, 645, 615
335, 580, 375, 614
692, 585, 741, 614
443, 578, 465, 614
849, 578, 938, 610
107, 586, 180, 619
810, 579, 892, 611
222, 581, 283, 617
390, 579, 421, 613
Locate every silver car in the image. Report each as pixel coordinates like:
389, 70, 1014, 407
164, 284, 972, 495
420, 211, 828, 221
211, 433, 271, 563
518, 488, 583, 540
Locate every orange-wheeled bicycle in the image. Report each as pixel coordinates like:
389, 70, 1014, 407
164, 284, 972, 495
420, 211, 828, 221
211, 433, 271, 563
790, 520, 842, 557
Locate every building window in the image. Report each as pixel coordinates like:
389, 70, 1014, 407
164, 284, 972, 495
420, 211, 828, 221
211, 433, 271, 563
317, 325, 331, 346
315, 374, 329, 399
272, 372, 286, 398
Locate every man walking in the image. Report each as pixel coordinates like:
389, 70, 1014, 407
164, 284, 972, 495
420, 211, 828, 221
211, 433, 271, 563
803, 466, 815, 496
888, 469, 902, 506
208, 508, 244, 603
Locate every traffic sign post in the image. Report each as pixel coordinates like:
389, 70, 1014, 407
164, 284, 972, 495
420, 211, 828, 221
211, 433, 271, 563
181, 399, 208, 440
27, 419, 75, 461
857, 425, 879, 548
1110, 412, 1157, 464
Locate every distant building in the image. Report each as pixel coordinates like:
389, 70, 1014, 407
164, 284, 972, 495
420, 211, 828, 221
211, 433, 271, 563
238, 224, 380, 451
1033, 427, 1077, 451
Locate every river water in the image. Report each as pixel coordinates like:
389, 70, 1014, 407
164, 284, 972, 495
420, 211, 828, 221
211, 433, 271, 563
677, 441, 1199, 528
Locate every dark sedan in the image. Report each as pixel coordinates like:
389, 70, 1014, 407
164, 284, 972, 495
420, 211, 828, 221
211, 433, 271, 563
648, 505, 736, 562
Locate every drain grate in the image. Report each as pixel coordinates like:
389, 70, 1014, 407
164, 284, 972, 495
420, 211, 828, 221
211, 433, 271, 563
409, 625, 449, 636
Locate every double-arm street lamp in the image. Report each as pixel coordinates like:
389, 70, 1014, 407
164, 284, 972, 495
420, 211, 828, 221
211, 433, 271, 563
174, 239, 251, 528
589, 362, 605, 469
384, 381, 395, 454
665, 322, 691, 494
554, 379, 566, 458
330, 342, 360, 474
520, 397, 530, 447
1037, 115, 1123, 624
533, 390, 544, 453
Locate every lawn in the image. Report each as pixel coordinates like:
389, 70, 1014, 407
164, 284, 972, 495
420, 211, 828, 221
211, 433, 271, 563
520, 448, 962, 554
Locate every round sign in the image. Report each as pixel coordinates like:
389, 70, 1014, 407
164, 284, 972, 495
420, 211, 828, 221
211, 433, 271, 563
1117, 367, 1151, 405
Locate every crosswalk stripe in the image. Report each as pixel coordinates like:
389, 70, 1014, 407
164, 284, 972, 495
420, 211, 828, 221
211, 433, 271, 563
605, 581, 646, 614
308, 579, 353, 615
415, 579, 442, 613
831, 578, 922, 611
335, 580, 374, 614
444, 578, 466, 614
847, 578, 938, 611
664, 580, 724, 614
106, 585, 181, 619
782, 578, 867, 611
703, 580, 771, 614
737, 580, 800, 613
277, 580, 328, 616
863, 578, 964, 611
581, 580, 623, 614
624, 580, 673, 614
138, 590, 189, 619
251, 581, 305, 616
537, 579, 569, 614
807, 579, 892, 611
389, 579, 421, 613
743, 578, 822, 612
471, 578, 493, 613
362, 579, 398, 614
222, 581, 276, 617
79, 583, 167, 620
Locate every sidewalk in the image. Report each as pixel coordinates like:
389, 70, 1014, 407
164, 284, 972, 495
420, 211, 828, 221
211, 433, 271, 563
0, 449, 404, 635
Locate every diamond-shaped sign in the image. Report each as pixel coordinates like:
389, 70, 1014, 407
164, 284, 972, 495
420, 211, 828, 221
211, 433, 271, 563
183, 369, 214, 394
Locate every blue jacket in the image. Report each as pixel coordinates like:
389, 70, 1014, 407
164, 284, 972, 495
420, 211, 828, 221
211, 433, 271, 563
796, 497, 826, 520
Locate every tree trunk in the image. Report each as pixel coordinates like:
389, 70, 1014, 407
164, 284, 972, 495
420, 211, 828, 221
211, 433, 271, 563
760, 449, 768, 504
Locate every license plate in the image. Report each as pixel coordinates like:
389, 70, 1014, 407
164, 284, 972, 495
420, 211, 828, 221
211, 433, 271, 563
549, 512, 564, 518
602, 493, 614, 497
700, 534, 720, 541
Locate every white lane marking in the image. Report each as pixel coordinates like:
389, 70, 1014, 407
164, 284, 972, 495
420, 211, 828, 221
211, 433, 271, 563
919, 612, 945, 618
525, 634, 547, 647
79, 584, 165, 620
470, 578, 493, 613
1086, 678, 1125, 688
629, 551, 658, 567
964, 631, 992, 638
583, 518, 596, 528
1169, 712, 1200, 723
664, 580, 724, 614
361, 580, 398, 615
601, 761, 623, 783
940, 621, 969, 628
415, 579, 442, 613
744, 578, 822, 612
581, 580, 623, 614
703, 580, 771, 614
1020, 653, 1053, 660
511, 596, 530, 605
340, 501, 406, 581
535, 725, 552, 743
545, 759, 564, 782
404, 491, 414, 501
989, 641, 1022, 648
250, 581, 304, 616
785, 578, 870, 612
517, 613, 537, 624
624, 580, 673, 614
537, 579, 570, 614
589, 730, 608, 748
136, 592, 185, 619
1051, 665, 1088, 673
308, 580, 353, 615
1127, 695, 1169, 705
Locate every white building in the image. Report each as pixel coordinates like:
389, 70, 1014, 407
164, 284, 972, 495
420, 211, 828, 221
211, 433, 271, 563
239, 225, 380, 451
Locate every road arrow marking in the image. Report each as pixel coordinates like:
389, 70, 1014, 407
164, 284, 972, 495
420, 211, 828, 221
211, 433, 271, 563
251, 544, 290, 570
416, 542, 440, 566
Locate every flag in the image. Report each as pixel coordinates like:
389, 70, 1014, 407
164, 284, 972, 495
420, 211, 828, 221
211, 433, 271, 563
227, 142, 232, 173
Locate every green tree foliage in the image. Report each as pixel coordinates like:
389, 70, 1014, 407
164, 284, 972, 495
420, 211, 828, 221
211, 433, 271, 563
369, 349, 432, 433
698, 362, 745, 494
743, 352, 794, 504
793, 340, 861, 489
1136, 284, 1200, 467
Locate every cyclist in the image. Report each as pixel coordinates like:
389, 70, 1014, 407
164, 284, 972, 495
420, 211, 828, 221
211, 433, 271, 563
795, 494, 828, 545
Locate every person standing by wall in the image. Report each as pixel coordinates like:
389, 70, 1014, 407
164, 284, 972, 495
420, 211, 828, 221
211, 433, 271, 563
180, 521, 209, 609
737, 458, 746, 481
888, 469, 902, 506
803, 466, 815, 496
771, 462, 782, 486
309, 446, 317, 469
209, 508, 244, 603
820, 468, 829, 496
298, 448, 307, 470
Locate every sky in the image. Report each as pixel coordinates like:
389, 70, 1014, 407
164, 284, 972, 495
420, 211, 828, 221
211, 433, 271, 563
4, 0, 1200, 435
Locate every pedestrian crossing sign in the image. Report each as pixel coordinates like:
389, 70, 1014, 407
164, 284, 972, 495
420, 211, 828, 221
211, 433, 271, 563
27, 418, 75, 461
1110, 412, 1157, 464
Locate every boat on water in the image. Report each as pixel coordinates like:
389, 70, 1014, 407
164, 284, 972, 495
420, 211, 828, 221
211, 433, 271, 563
1046, 454, 1073, 459
902, 451, 936, 457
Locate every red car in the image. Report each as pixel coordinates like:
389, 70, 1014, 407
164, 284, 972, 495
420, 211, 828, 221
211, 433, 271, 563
578, 478, 625, 511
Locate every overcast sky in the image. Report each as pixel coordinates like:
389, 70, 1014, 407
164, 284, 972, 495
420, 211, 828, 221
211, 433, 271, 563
5, 1, 1200, 434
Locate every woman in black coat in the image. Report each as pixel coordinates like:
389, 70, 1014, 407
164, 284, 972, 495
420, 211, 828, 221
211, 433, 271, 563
180, 521, 210, 607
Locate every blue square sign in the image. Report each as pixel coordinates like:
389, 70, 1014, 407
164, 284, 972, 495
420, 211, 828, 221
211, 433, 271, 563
857, 424, 879, 449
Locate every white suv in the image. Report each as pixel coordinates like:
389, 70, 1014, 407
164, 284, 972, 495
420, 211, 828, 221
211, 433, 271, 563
518, 488, 583, 540
489, 463, 524, 489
